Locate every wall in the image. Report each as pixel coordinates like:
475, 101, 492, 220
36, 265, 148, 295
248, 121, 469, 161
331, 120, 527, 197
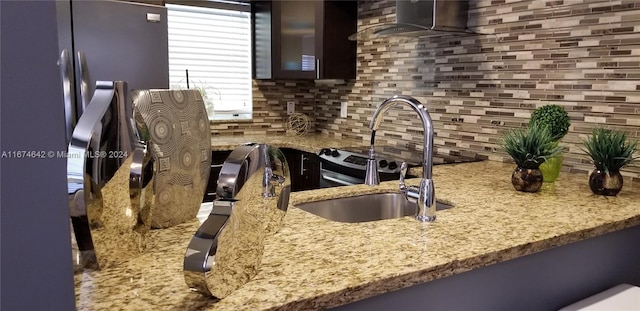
214, 0, 640, 182
317, 0, 640, 182
210, 80, 354, 136
1, 1, 76, 309
211, 80, 316, 136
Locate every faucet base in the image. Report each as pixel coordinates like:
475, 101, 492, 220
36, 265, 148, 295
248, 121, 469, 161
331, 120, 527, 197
416, 215, 436, 222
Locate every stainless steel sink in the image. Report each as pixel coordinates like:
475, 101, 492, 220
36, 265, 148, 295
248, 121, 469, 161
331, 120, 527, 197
295, 193, 453, 223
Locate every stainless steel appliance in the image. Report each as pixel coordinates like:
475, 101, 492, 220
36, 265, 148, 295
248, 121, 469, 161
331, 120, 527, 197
57, 0, 169, 269
318, 147, 419, 188
56, 0, 169, 138
318, 147, 483, 188
349, 0, 477, 40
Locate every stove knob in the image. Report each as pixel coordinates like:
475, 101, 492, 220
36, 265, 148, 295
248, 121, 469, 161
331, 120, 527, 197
379, 160, 388, 168
321, 148, 332, 156
388, 161, 398, 170
331, 149, 340, 157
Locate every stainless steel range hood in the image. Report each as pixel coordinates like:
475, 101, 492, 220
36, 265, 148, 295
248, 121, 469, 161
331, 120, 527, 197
349, 0, 475, 40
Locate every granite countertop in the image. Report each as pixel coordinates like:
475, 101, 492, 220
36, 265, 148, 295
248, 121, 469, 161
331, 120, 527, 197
74, 157, 640, 310
210, 133, 486, 173
210, 133, 369, 153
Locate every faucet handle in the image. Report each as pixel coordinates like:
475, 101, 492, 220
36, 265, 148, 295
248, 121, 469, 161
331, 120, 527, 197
399, 162, 419, 202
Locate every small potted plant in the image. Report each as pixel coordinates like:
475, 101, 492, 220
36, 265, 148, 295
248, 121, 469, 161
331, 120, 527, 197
529, 104, 571, 182
582, 127, 638, 196
500, 123, 562, 192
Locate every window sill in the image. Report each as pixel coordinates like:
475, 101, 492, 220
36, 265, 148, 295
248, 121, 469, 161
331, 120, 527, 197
209, 118, 253, 124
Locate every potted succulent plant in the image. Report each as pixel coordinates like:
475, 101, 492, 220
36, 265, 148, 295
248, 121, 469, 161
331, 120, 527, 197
500, 123, 562, 192
529, 104, 571, 182
582, 127, 638, 196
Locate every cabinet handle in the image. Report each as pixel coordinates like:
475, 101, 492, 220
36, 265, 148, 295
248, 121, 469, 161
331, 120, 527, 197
300, 154, 307, 175
316, 58, 320, 79
76, 51, 91, 114
59, 49, 76, 143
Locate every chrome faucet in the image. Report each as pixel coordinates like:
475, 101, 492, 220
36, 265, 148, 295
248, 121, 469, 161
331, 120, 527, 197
364, 95, 436, 222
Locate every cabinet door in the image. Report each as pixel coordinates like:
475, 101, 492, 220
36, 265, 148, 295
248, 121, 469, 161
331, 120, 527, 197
298, 150, 320, 191
272, 0, 319, 79
281, 148, 320, 192
318, 0, 357, 79
252, 0, 356, 80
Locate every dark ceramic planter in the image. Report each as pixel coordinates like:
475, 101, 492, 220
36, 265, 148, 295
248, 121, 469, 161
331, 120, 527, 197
589, 169, 623, 196
512, 167, 543, 193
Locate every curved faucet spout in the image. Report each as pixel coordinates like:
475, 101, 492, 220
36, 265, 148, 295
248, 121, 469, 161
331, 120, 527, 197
369, 95, 434, 180
365, 95, 436, 222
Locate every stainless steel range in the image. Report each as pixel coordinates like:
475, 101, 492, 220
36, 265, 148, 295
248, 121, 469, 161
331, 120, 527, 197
318, 147, 419, 188
318, 147, 483, 188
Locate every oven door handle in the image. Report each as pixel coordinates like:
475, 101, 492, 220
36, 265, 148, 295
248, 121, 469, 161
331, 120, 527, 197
321, 174, 357, 186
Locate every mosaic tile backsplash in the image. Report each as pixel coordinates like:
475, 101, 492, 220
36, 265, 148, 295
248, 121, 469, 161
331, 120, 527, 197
212, 0, 640, 183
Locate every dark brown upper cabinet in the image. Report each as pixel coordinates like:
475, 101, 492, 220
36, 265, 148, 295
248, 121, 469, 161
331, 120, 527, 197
252, 0, 357, 80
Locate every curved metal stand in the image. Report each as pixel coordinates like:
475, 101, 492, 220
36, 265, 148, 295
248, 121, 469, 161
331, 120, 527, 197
184, 143, 291, 297
67, 81, 152, 269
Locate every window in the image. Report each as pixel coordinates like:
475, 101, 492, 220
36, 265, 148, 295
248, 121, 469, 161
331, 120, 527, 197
166, 1, 252, 121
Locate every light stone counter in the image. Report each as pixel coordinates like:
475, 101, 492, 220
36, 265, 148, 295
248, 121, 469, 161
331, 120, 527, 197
74, 160, 640, 310
211, 133, 369, 153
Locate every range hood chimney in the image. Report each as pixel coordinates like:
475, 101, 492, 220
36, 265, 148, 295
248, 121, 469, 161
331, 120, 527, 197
349, 0, 476, 40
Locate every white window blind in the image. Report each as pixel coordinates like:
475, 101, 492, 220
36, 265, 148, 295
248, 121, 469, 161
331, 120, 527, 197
166, 2, 252, 120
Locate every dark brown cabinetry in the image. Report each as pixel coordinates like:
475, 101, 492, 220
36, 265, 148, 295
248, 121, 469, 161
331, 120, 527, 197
252, 0, 357, 80
202, 150, 232, 202
281, 148, 320, 192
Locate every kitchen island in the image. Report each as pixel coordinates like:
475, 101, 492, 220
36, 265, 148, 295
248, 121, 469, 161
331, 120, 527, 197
74, 139, 640, 310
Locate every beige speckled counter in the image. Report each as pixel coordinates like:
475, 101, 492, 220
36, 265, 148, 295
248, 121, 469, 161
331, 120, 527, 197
74, 160, 640, 310
211, 134, 368, 153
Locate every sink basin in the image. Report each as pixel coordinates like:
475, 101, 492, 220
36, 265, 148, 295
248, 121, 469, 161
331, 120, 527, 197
295, 193, 453, 223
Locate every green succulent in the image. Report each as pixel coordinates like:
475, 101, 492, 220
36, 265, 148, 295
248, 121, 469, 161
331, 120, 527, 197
582, 127, 638, 175
530, 105, 570, 141
500, 123, 562, 169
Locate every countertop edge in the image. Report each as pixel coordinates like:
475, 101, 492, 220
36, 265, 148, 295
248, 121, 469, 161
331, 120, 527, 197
271, 215, 640, 310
